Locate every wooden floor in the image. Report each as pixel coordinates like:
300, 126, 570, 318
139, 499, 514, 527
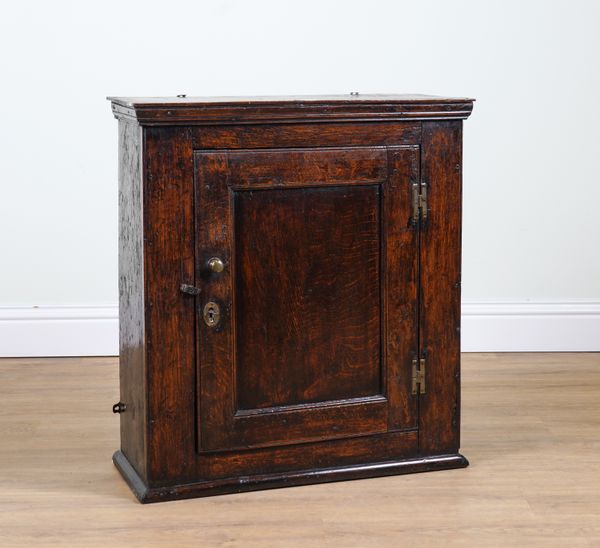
1, 353, 599, 546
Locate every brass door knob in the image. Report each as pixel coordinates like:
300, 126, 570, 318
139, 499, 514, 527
207, 257, 225, 273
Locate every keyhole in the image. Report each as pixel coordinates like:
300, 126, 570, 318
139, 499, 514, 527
203, 301, 221, 327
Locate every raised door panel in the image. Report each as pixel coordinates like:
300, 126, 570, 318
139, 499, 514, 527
235, 185, 381, 410
195, 146, 419, 452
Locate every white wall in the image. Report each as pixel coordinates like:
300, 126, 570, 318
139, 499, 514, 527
1, 0, 599, 355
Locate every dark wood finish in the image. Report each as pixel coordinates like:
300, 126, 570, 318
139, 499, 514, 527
108, 94, 473, 125
233, 185, 382, 409
386, 146, 420, 431
111, 94, 474, 502
419, 121, 464, 454
117, 120, 146, 482
114, 449, 468, 503
191, 121, 422, 149
143, 126, 196, 483
194, 146, 419, 453
223, 147, 388, 188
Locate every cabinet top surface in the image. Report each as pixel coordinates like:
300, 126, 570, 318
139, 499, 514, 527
109, 94, 474, 125
109, 94, 473, 107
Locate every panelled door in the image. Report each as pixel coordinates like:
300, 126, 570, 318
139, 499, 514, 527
194, 145, 420, 452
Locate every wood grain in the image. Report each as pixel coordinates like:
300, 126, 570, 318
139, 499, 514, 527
109, 94, 474, 125
225, 147, 388, 188
234, 185, 382, 409
143, 126, 196, 484
193, 147, 422, 453
117, 119, 146, 481
194, 151, 235, 453
385, 146, 420, 430
419, 121, 463, 455
111, 97, 473, 500
191, 121, 422, 149
2, 353, 599, 546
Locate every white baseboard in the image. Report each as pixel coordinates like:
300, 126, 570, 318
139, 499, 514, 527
461, 301, 600, 352
0, 301, 598, 357
0, 306, 118, 357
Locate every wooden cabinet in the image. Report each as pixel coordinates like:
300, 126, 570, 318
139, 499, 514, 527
109, 94, 474, 503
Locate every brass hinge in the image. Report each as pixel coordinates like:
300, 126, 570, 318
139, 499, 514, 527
412, 357, 426, 395
411, 180, 428, 225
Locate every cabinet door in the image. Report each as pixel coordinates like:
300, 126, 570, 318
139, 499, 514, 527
194, 146, 419, 452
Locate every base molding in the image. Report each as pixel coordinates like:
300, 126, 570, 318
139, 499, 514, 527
461, 301, 600, 352
0, 305, 118, 357
113, 450, 469, 504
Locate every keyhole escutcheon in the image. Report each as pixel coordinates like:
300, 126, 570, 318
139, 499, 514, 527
203, 301, 221, 327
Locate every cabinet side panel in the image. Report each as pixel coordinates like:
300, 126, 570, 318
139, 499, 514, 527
419, 120, 463, 455
143, 127, 196, 484
118, 120, 147, 480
